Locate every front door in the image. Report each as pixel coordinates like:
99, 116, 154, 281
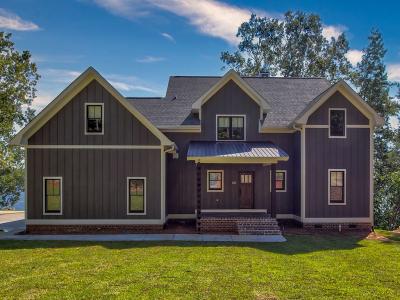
239, 172, 254, 209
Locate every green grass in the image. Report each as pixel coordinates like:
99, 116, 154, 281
0, 233, 399, 299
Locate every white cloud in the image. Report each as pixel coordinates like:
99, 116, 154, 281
41, 68, 81, 83
93, 0, 268, 45
31, 92, 55, 111
322, 24, 346, 40
388, 64, 400, 82
136, 55, 165, 63
0, 8, 39, 31
346, 49, 363, 66
161, 32, 175, 42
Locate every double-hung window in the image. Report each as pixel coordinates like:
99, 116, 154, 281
127, 177, 146, 214
217, 115, 245, 140
329, 108, 346, 138
43, 177, 62, 215
275, 170, 286, 192
207, 170, 224, 192
85, 103, 104, 134
328, 169, 346, 205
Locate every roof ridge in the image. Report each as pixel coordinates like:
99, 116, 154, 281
170, 75, 329, 80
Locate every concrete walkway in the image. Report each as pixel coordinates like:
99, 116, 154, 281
0, 211, 286, 242
0, 233, 286, 242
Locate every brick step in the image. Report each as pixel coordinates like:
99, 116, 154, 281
236, 218, 282, 235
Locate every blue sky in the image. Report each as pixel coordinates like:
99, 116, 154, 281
1, 0, 400, 121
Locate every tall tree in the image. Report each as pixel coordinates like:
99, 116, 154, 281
0, 32, 39, 208
353, 29, 400, 229
221, 11, 352, 82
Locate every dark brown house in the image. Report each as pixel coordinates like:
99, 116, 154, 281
11, 67, 383, 234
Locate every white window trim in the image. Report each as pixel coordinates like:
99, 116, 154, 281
42, 176, 63, 216
329, 108, 347, 139
207, 170, 224, 192
84, 103, 104, 135
215, 114, 246, 141
328, 169, 347, 205
269, 170, 287, 193
127, 177, 147, 215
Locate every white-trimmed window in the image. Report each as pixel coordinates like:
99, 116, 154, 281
275, 170, 287, 192
328, 169, 346, 205
329, 108, 346, 138
216, 115, 245, 141
85, 103, 104, 134
43, 177, 63, 215
127, 177, 146, 215
207, 170, 224, 192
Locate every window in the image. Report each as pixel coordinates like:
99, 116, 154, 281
85, 103, 104, 134
127, 178, 146, 214
275, 170, 286, 192
207, 170, 224, 192
43, 177, 62, 215
329, 169, 346, 205
217, 115, 245, 140
329, 108, 346, 138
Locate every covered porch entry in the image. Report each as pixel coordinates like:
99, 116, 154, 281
187, 141, 289, 234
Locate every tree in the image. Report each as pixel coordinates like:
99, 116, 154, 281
0, 32, 39, 208
353, 29, 400, 229
221, 11, 352, 82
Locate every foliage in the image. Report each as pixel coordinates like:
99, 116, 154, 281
221, 11, 352, 82
0, 32, 39, 208
352, 30, 400, 230
0, 236, 399, 298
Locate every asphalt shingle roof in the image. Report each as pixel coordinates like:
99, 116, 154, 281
127, 76, 331, 128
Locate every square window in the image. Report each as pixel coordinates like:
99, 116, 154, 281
217, 116, 245, 140
207, 171, 224, 192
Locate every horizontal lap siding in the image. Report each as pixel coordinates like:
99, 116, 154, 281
305, 128, 370, 218
28, 79, 160, 145
27, 149, 161, 220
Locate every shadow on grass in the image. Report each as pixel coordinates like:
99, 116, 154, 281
0, 233, 370, 255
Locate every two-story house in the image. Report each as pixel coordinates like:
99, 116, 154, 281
11, 67, 383, 234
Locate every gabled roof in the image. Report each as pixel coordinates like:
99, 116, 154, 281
11, 67, 174, 146
294, 80, 384, 126
191, 70, 270, 113
129, 75, 331, 128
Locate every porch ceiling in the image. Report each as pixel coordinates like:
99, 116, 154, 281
187, 141, 289, 164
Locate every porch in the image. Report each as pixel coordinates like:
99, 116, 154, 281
187, 141, 289, 235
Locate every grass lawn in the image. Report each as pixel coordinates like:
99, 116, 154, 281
0, 233, 399, 299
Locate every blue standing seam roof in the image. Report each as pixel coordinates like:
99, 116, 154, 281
187, 141, 289, 159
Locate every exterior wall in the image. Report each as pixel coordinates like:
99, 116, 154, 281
28, 79, 160, 146
26, 79, 163, 224
305, 128, 370, 218
292, 132, 301, 217
165, 82, 297, 216
305, 90, 371, 220
307, 91, 369, 125
27, 149, 162, 220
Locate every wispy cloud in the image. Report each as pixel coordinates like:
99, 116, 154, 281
0, 8, 40, 31
41, 68, 81, 83
161, 32, 175, 42
136, 55, 165, 63
322, 24, 346, 40
388, 64, 400, 82
106, 74, 161, 94
346, 49, 363, 66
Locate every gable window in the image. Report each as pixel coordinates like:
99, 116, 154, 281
328, 169, 346, 205
85, 103, 104, 134
217, 115, 245, 140
43, 177, 62, 215
329, 108, 346, 138
127, 177, 146, 214
207, 170, 224, 192
275, 170, 287, 192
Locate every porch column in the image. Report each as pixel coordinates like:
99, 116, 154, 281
196, 163, 201, 231
270, 164, 277, 218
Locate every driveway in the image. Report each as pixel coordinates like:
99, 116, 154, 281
0, 211, 25, 235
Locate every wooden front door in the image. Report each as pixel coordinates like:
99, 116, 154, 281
239, 172, 254, 209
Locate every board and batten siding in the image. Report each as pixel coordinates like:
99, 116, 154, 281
28, 79, 160, 146
26, 79, 163, 221
27, 149, 161, 219
305, 90, 371, 219
165, 80, 296, 216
